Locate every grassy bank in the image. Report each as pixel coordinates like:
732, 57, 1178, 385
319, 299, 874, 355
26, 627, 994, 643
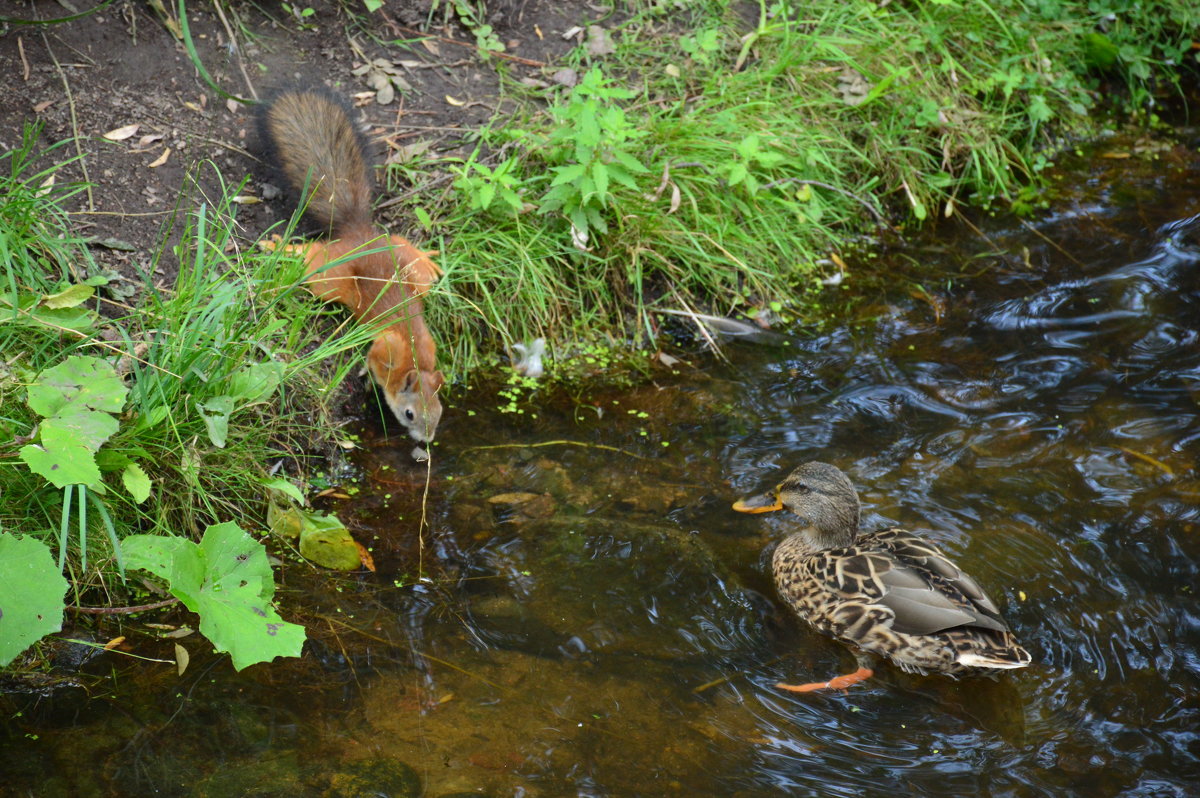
0, 0, 1194, 669
413, 0, 1197, 370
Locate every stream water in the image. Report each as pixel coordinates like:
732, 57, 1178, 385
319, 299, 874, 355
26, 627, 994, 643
2, 142, 1199, 797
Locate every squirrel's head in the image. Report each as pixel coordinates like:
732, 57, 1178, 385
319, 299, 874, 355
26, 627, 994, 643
366, 337, 444, 443
373, 367, 443, 443
383, 368, 444, 443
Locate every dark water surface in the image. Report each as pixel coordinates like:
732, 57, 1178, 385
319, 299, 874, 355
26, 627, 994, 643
3, 146, 1200, 797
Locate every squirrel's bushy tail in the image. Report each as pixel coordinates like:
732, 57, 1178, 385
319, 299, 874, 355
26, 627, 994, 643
258, 89, 373, 231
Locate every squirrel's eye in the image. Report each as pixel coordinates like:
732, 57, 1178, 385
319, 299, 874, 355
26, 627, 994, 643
405, 409, 415, 421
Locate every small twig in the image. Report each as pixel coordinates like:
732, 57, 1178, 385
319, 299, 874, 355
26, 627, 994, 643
668, 285, 727, 361
209, 0, 257, 102
462, 439, 669, 464
41, 32, 94, 210
68, 597, 179, 615
1018, 218, 1085, 268
18, 36, 30, 80
953, 210, 1000, 251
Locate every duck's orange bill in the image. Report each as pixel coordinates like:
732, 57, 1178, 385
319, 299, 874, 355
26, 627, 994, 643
732, 493, 784, 513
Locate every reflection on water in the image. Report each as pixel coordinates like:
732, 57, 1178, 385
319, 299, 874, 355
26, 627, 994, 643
4, 152, 1200, 797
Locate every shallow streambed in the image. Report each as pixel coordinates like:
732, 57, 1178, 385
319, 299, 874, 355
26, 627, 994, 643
2, 142, 1199, 797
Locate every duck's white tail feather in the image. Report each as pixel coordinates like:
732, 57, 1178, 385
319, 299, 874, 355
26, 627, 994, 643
957, 652, 1031, 670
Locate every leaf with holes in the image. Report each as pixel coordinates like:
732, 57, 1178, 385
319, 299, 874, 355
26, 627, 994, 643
0, 533, 69, 666
123, 523, 305, 670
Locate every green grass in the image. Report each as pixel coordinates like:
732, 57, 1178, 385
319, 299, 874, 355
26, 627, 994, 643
0, 129, 365, 600
383, 0, 1197, 376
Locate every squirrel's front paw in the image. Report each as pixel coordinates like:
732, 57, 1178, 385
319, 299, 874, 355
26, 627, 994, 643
259, 235, 309, 256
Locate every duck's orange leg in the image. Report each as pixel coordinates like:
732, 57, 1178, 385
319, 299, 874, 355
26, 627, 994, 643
776, 667, 874, 693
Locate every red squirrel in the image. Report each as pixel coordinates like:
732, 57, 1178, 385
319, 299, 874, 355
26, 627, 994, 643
258, 88, 444, 443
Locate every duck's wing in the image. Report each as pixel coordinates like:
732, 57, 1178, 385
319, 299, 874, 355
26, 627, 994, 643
835, 529, 1011, 637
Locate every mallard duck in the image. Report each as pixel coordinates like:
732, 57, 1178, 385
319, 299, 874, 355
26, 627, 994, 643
734, 462, 1031, 692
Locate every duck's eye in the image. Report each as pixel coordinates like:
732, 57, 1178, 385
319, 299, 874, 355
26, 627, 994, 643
405, 409, 416, 421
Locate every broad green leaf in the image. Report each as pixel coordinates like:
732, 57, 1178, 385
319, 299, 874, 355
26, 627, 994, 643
0, 534, 69, 666
27, 356, 127, 417
267, 504, 361, 571
41, 410, 119, 452
95, 449, 134, 471
123, 524, 306, 671
0, 293, 97, 333
123, 534, 195, 582
199, 395, 235, 448
267, 502, 305, 539
122, 463, 151, 504
297, 512, 361, 571
19, 442, 102, 489
42, 284, 95, 309
262, 478, 306, 504
226, 361, 284, 405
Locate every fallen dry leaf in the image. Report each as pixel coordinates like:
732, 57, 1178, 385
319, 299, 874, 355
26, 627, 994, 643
445, 94, 465, 106
103, 123, 140, 141
148, 148, 170, 168
586, 25, 615, 56
551, 68, 578, 87
355, 541, 376, 572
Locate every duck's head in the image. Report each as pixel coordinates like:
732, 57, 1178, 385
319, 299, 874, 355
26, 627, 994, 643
732, 462, 861, 550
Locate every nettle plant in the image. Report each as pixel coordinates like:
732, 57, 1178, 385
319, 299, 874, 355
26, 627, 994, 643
537, 67, 649, 248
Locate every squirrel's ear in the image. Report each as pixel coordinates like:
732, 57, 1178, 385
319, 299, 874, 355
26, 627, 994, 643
398, 369, 421, 393
430, 371, 445, 391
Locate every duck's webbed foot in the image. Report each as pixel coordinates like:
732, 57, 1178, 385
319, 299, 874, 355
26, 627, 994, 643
776, 666, 874, 693
777, 652, 876, 693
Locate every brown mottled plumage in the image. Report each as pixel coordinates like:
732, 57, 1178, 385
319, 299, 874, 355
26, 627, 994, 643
734, 462, 1031, 692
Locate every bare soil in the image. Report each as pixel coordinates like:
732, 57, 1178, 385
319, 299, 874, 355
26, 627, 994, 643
0, 0, 608, 290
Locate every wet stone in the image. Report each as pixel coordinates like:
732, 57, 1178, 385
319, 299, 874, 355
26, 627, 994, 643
486, 491, 557, 524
